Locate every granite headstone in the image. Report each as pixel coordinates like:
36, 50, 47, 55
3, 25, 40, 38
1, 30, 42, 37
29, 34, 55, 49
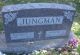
1, 3, 75, 53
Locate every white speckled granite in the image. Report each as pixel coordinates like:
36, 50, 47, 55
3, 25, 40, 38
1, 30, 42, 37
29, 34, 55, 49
2, 3, 75, 12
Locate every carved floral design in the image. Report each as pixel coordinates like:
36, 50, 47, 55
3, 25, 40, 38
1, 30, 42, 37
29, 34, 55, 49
4, 12, 17, 25
64, 11, 74, 21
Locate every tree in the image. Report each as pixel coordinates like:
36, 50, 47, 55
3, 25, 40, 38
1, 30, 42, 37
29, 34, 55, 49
0, 0, 80, 12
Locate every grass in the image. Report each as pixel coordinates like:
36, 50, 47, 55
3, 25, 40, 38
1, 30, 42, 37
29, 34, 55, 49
77, 45, 80, 54
0, 18, 3, 32
0, 22, 3, 31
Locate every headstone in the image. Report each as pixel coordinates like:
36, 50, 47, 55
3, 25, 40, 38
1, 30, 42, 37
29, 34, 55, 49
1, 3, 75, 53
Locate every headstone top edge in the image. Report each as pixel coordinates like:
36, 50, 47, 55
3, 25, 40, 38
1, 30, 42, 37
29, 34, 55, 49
2, 3, 75, 12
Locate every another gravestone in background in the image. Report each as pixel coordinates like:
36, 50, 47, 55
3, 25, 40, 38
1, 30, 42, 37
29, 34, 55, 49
1, 3, 75, 53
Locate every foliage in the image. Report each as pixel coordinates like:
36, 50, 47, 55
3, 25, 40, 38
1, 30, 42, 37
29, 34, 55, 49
77, 45, 80, 54
0, 1, 5, 7
71, 22, 80, 37
30, 37, 79, 55
31, 48, 79, 55
0, 21, 3, 31
31, 50, 47, 55
0, 0, 79, 6
72, 0, 80, 12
